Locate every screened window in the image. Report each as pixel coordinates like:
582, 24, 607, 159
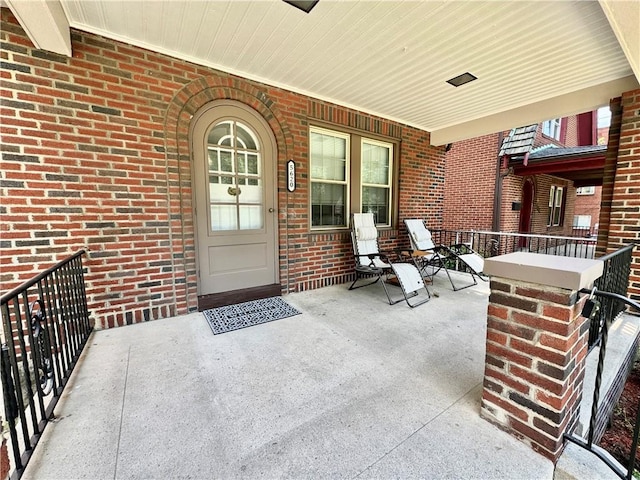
548, 185, 565, 227
542, 118, 562, 140
309, 126, 396, 229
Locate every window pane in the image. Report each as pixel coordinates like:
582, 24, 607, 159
211, 205, 237, 231
555, 187, 563, 207
362, 142, 390, 185
220, 151, 233, 173
209, 177, 236, 202
239, 205, 263, 229
238, 179, 262, 204
235, 123, 258, 150
208, 121, 233, 146
573, 215, 591, 227
548, 186, 555, 226
247, 154, 259, 175
311, 182, 345, 227
310, 131, 347, 181
208, 149, 220, 171
362, 186, 389, 225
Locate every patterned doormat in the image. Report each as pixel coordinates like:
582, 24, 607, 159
203, 296, 301, 335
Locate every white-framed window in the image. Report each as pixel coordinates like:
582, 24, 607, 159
548, 185, 565, 227
361, 139, 393, 227
576, 186, 595, 195
542, 118, 562, 140
309, 126, 396, 229
310, 127, 349, 228
573, 215, 591, 228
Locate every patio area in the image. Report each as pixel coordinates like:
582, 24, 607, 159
22, 272, 554, 479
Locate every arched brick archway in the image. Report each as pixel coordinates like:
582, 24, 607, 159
162, 75, 294, 313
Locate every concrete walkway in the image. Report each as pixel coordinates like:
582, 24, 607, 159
23, 273, 553, 479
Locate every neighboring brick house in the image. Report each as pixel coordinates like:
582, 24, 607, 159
443, 112, 602, 240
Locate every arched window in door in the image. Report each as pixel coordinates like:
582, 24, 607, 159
206, 120, 264, 231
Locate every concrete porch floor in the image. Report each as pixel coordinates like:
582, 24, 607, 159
23, 272, 554, 479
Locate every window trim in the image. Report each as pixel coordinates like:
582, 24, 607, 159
309, 126, 350, 230
360, 137, 394, 227
308, 124, 399, 231
576, 186, 595, 195
542, 118, 562, 141
547, 185, 566, 227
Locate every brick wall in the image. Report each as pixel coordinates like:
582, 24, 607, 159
482, 277, 589, 461
443, 133, 499, 230
605, 90, 640, 301
0, 9, 446, 328
573, 186, 602, 233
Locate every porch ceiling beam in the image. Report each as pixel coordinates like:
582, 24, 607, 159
598, 0, 640, 84
429, 75, 639, 146
5, 0, 71, 57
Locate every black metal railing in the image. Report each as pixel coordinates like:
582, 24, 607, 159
430, 229, 597, 260
565, 288, 640, 480
1, 250, 92, 479
589, 243, 637, 349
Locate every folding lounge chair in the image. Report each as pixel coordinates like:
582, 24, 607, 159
349, 213, 430, 307
404, 219, 486, 291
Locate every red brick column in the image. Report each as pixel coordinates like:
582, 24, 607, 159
481, 253, 603, 461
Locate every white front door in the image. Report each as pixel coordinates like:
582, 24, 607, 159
192, 101, 278, 295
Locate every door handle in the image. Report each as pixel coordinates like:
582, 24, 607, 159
268, 208, 274, 213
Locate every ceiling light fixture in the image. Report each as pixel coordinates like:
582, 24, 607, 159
283, 0, 319, 13
446, 72, 477, 87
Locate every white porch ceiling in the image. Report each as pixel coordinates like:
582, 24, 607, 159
8, 0, 640, 145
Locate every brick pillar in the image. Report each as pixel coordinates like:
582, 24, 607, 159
607, 88, 640, 302
481, 252, 603, 462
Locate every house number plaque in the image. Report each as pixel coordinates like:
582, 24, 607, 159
287, 160, 296, 192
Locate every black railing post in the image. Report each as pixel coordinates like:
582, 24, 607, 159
0, 250, 91, 479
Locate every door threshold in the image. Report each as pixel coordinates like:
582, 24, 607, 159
198, 284, 282, 311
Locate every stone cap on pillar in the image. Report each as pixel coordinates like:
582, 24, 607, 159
484, 252, 603, 290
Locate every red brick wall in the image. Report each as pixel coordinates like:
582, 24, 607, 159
443, 133, 499, 231
573, 186, 602, 233
0, 10, 446, 327
606, 90, 640, 301
482, 277, 589, 461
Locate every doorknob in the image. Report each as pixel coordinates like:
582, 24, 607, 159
268, 208, 274, 213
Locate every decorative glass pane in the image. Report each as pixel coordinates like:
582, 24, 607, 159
239, 205, 263, 230
311, 183, 345, 227
209, 177, 236, 202
310, 131, 347, 181
208, 149, 220, 171
220, 151, 233, 173
247, 154, 259, 175
211, 205, 237, 231
238, 179, 262, 204
206, 119, 264, 233
236, 123, 258, 150
208, 122, 232, 146
362, 142, 390, 185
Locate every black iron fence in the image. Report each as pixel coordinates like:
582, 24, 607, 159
1, 250, 92, 479
589, 243, 637, 349
430, 229, 597, 260
565, 288, 640, 480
